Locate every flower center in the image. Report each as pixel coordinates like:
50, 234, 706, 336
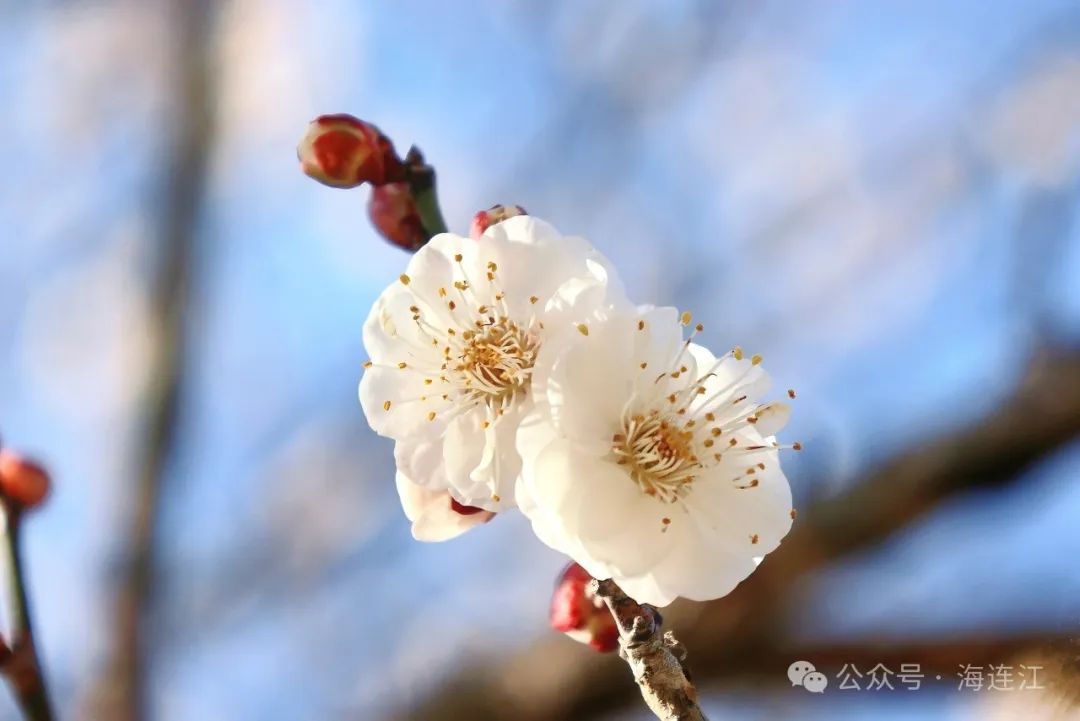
608, 314, 802, 506
388, 255, 545, 423
454, 319, 538, 409
613, 411, 700, 502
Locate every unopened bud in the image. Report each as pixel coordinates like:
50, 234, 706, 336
450, 498, 486, 516
0, 450, 50, 509
470, 204, 527, 239
549, 562, 619, 653
369, 182, 426, 251
298, 114, 404, 188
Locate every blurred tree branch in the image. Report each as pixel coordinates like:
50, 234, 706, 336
391, 346, 1080, 721
90, 2, 220, 719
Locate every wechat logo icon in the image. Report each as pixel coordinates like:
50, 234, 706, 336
788, 660, 828, 694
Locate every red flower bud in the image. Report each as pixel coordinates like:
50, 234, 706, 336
470, 204, 528, 239
449, 498, 486, 516
549, 562, 619, 653
368, 182, 426, 251
298, 114, 404, 188
0, 450, 50, 510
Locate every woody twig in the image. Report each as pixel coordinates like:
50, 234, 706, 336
592, 579, 708, 721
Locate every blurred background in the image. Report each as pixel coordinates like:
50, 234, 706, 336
1, 1, 1079, 719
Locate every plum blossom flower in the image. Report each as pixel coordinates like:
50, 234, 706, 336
395, 472, 495, 542
516, 306, 797, 606
359, 216, 628, 514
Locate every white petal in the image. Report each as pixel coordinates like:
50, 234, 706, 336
524, 439, 675, 578
478, 216, 629, 320
540, 312, 636, 448
752, 401, 791, 437
614, 508, 759, 606
685, 344, 771, 414
686, 458, 794, 556
359, 365, 444, 439
460, 407, 526, 512
394, 436, 450, 491
404, 232, 473, 313
632, 306, 684, 368
515, 406, 560, 488
395, 410, 521, 514
654, 537, 759, 603
395, 472, 494, 542
441, 413, 498, 504
616, 571, 679, 607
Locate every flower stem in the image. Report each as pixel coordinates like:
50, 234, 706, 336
1, 501, 54, 721
592, 579, 708, 721
404, 146, 448, 239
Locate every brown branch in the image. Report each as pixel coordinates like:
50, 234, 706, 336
0, 501, 53, 721
592, 579, 707, 721
88, 3, 219, 719
391, 346, 1080, 721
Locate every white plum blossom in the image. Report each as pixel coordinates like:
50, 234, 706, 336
360, 216, 628, 516
516, 305, 797, 606
395, 472, 495, 542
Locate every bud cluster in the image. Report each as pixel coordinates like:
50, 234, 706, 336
299, 113, 429, 251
